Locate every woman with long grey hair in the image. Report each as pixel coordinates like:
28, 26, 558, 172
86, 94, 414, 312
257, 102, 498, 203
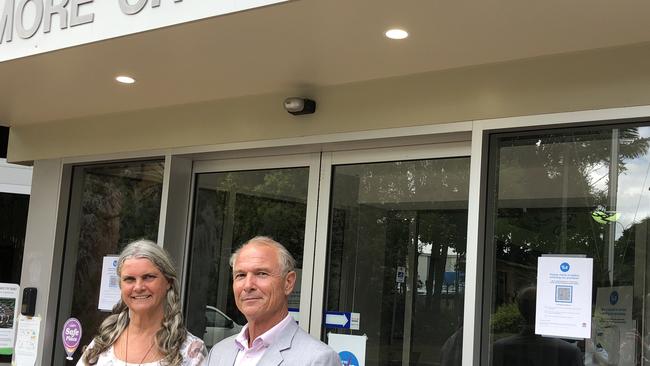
77, 239, 206, 365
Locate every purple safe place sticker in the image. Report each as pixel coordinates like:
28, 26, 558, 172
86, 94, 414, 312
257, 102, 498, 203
62, 318, 82, 360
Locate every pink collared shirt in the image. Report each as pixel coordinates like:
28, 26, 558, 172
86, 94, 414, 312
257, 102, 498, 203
233, 314, 294, 366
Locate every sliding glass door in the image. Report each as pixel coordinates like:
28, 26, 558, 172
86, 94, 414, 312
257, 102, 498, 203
184, 142, 472, 366
184, 154, 320, 348
313, 143, 471, 366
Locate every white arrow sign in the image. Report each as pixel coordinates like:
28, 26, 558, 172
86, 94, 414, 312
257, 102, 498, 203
325, 313, 349, 327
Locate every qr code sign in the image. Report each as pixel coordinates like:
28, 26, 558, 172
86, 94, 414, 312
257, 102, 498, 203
109, 276, 119, 288
555, 285, 572, 303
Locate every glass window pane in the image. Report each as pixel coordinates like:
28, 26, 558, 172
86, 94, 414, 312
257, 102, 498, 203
485, 125, 650, 366
324, 157, 470, 366
0, 192, 29, 363
185, 167, 310, 349
0, 192, 28, 284
55, 161, 164, 366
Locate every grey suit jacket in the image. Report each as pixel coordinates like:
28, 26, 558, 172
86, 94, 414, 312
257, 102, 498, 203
206, 320, 341, 366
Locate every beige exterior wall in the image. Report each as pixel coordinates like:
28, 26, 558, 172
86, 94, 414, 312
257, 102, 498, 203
9, 42, 650, 163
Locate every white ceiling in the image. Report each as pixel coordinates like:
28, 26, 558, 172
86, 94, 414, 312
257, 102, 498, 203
2, 0, 650, 126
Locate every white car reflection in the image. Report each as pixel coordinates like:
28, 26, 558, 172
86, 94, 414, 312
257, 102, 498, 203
204, 306, 243, 347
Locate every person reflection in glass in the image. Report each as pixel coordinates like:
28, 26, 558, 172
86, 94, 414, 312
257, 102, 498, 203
441, 296, 464, 366
493, 287, 583, 366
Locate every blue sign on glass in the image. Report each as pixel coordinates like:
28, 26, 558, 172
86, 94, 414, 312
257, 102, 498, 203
325, 311, 351, 329
339, 351, 360, 366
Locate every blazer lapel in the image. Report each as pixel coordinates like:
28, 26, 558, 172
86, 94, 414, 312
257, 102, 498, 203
213, 337, 239, 366
257, 320, 299, 366
224, 344, 239, 366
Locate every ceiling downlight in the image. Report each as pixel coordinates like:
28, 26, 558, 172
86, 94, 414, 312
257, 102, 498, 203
385, 28, 408, 40
115, 75, 136, 84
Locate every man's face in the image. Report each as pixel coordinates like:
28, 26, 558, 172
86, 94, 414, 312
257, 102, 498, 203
232, 243, 296, 325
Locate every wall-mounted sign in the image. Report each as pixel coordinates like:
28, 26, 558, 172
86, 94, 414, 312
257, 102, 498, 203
0, 283, 19, 356
535, 256, 593, 339
0, 0, 288, 62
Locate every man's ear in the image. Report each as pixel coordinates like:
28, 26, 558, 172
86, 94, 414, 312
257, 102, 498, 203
284, 271, 297, 295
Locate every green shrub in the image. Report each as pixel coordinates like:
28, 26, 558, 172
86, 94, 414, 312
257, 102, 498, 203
491, 302, 524, 334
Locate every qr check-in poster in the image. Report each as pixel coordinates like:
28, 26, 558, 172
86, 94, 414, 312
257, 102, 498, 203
535, 256, 593, 339
98, 256, 120, 311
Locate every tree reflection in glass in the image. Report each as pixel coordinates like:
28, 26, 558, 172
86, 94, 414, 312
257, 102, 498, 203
487, 126, 650, 366
58, 161, 164, 366
325, 157, 470, 366
185, 168, 309, 348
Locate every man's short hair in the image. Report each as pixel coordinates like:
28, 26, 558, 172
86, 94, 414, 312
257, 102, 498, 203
230, 236, 297, 275
517, 287, 537, 325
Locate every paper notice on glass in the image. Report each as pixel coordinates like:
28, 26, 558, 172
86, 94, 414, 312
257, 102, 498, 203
328, 333, 367, 366
14, 315, 40, 366
0, 283, 19, 356
535, 256, 593, 339
594, 287, 635, 366
98, 256, 121, 311
595, 286, 632, 325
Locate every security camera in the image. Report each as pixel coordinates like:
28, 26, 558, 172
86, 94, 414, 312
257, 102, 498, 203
283, 97, 316, 115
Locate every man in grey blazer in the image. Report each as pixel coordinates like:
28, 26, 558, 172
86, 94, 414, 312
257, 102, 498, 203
207, 236, 341, 366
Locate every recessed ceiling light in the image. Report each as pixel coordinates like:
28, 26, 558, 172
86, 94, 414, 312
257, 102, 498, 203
385, 28, 409, 40
115, 75, 135, 84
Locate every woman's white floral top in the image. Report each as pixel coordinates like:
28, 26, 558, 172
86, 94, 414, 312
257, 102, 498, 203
77, 331, 207, 366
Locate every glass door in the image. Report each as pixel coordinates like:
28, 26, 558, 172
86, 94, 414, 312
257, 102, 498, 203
184, 154, 321, 348
312, 143, 471, 366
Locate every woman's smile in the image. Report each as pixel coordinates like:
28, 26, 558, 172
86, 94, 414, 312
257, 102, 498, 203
120, 258, 170, 315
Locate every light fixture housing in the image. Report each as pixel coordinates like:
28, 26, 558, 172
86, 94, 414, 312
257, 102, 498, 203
385, 28, 409, 40
115, 75, 136, 84
283, 97, 316, 115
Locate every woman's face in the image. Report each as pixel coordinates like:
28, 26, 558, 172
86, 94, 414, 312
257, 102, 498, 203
120, 258, 170, 316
